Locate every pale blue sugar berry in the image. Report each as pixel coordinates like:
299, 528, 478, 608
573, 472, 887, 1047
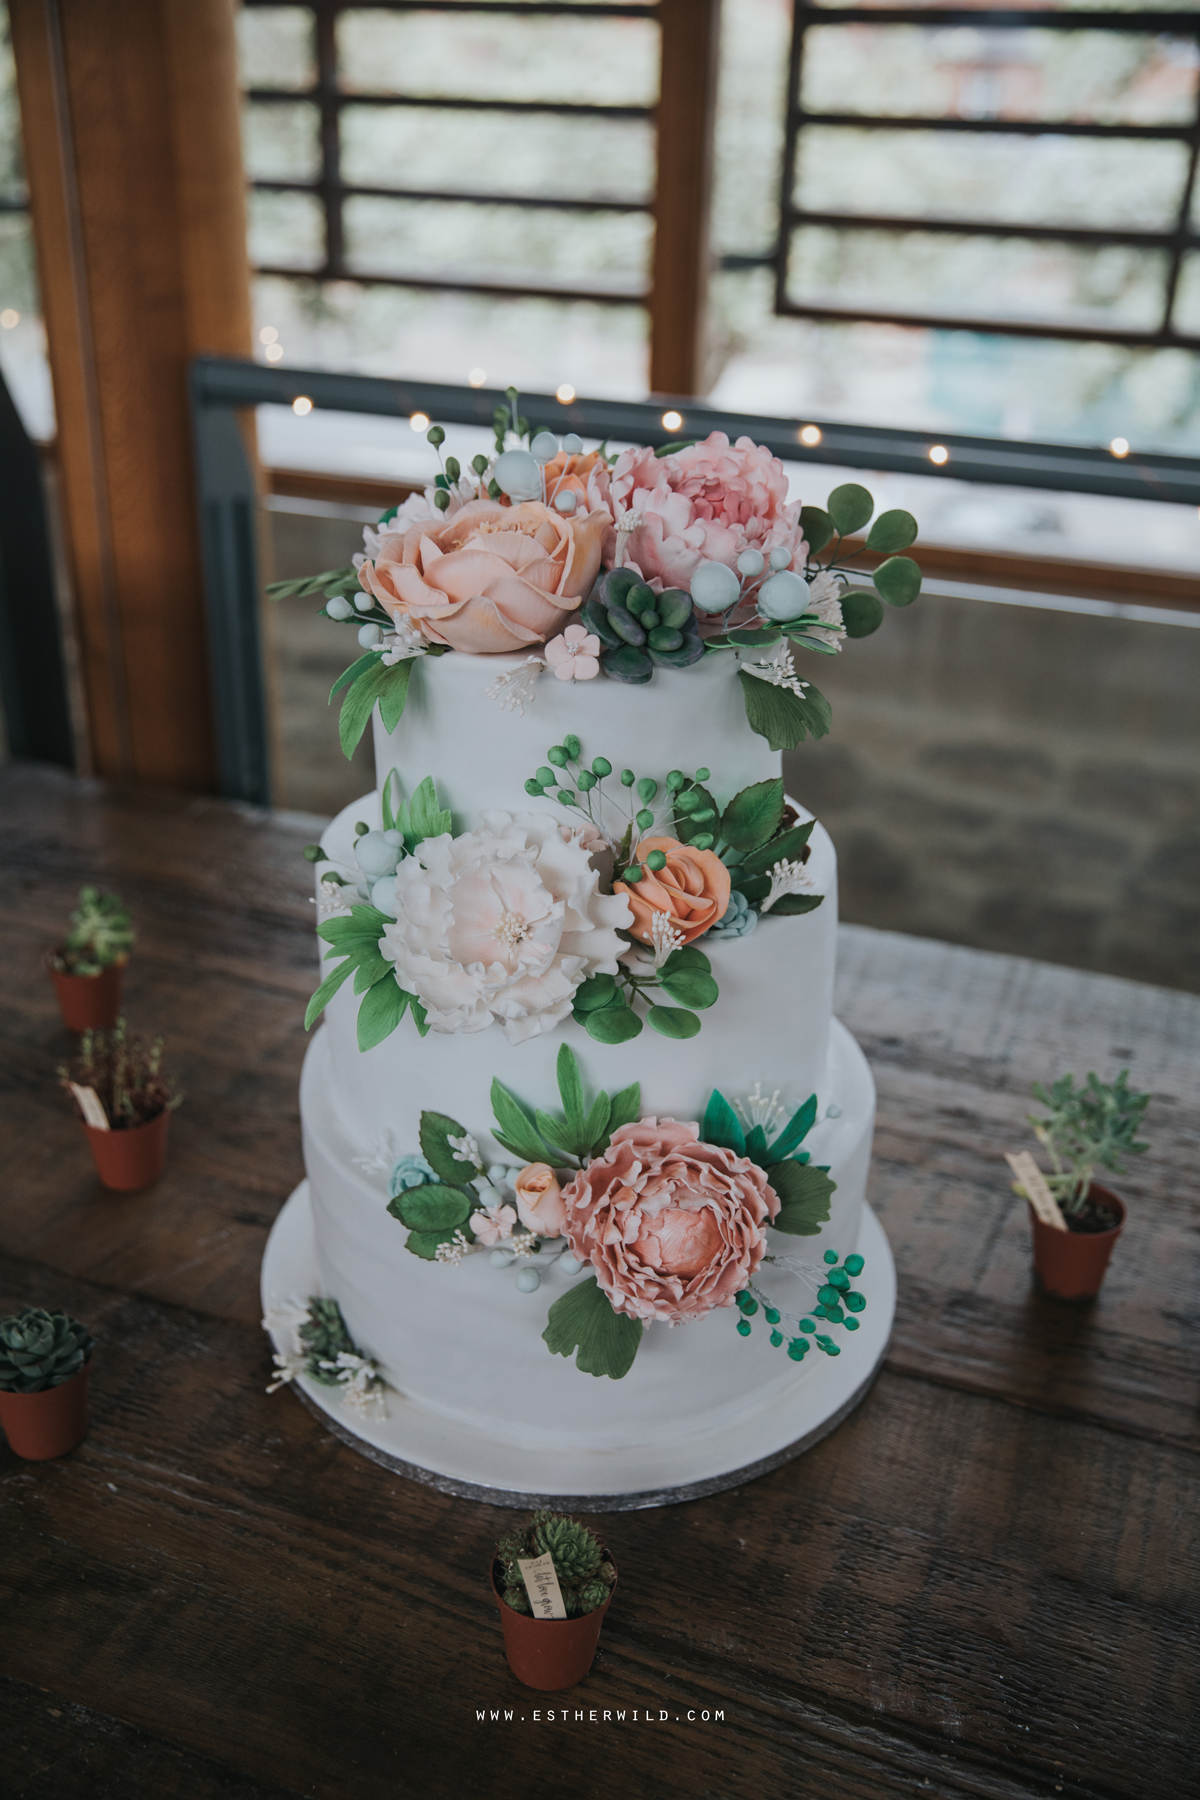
562, 433, 584, 454
370, 876, 398, 917
690, 559, 741, 614
487, 1162, 515, 1187
490, 1248, 516, 1269
768, 546, 793, 571
709, 889, 758, 939
494, 447, 542, 500
354, 592, 375, 612
515, 1269, 541, 1294
383, 829, 403, 846
530, 430, 559, 464
358, 622, 382, 647
325, 595, 353, 620
758, 570, 810, 622
554, 490, 578, 514
388, 1155, 436, 1198
355, 830, 401, 878
558, 1254, 585, 1277
736, 548, 765, 578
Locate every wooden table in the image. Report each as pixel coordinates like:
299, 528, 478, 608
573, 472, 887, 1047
2, 763, 1197, 1800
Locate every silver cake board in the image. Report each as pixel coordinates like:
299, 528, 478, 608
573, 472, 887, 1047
261, 1181, 895, 1512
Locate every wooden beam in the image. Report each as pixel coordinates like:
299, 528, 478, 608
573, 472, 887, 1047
649, 0, 721, 398
9, 0, 252, 789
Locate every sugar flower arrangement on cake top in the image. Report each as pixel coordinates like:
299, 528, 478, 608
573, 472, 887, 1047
268, 386, 923, 758
371, 1047, 867, 1381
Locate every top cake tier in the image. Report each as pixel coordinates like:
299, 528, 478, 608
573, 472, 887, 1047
371, 646, 779, 827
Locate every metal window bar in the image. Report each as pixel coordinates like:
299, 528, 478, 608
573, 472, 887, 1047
776, 2, 1200, 351
189, 354, 1200, 806
243, 0, 656, 306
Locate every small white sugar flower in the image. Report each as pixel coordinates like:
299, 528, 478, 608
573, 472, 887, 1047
760, 858, 816, 914
379, 618, 427, 665
509, 1229, 541, 1259
351, 1129, 404, 1182
649, 909, 686, 970
804, 571, 846, 650
741, 640, 809, 699
486, 656, 547, 716
266, 1349, 305, 1394
314, 877, 353, 922
447, 1132, 483, 1171
734, 1083, 787, 1137
434, 1228, 473, 1266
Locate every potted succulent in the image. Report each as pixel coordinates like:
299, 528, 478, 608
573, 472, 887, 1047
60, 1021, 181, 1191
47, 887, 135, 1031
1010, 1070, 1150, 1300
0, 1307, 94, 1459
492, 1510, 617, 1690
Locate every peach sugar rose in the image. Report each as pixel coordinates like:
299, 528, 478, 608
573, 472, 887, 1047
614, 837, 731, 947
358, 497, 609, 655
562, 1119, 778, 1325
513, 1163, 567, 1237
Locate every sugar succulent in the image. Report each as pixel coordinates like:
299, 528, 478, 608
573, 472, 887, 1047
0, 1308, 94, 1394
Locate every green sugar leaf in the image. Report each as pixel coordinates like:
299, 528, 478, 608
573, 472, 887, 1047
744, 1124, 770, 1164
329, 652, 379, 703
768, 1160, 837, 1235
393, 1184, 472, 1232
702, 1090, 746, 1157
840, 588, 885, 638
647, 1005, 701, 1039
556, 1044, 587, 1142
738, 671, 831, 752
318, 904, 391, 947
380, 766, 401, 833
338, 659, 392, 759
304, 955, 357, 1030
873, 555, 922, 608
357, 975, 411, 1051
826, 482, 874, 536
404, 1228, 460, 1262
407, 773, 452, 843
582, 1090, 612, 1157
769, 893, 824, 916
721, 778, 785, 853
660, 945, 711, 977
658, 967, 719, 1010
799, 505, 834, 555
490, 1080, 549, 1165
767, 1093, 818, 1164
866, 508, 918, 554
585, 1002, 643, 1045
419, 1112, 478, 1187
573, 973, 617, 1013
606, 1082, 641, 1136
352, 950, 394, 995
535, 1109, 578, 1158
739, 820, 815, 879
378, 657, 415, 734
543, 1276, 643, 1380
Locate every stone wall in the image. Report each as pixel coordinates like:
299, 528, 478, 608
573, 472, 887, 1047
265, 507, 1200, 993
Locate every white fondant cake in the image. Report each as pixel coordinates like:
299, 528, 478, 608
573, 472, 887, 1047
264, 646, 885, 1496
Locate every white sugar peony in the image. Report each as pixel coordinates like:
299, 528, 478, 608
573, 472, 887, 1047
381, 812, 632, 1044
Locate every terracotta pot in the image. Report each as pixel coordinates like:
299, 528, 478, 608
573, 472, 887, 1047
1030, 1183, 1126, 1301
490, 1562, 616, 1690
0, 1362, 89, 1459
84, 1108, 169, 1191
47, 952, 125, 1032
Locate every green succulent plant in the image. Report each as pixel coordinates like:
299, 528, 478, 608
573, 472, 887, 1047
0, 1308, 94, 1394
582, 568, 703, 684
1029, 1069, 1151, 1213
495, 1509, 616, 1619
60, 887, 135, 976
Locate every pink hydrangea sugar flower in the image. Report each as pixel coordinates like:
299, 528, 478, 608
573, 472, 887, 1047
607, 431, 807, 593
560, 1119, 779, 1326
544, 622, 601, 682
469, 1203, 517, 1245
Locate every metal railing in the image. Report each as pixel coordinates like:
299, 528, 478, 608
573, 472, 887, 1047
190, 353, 1200, 807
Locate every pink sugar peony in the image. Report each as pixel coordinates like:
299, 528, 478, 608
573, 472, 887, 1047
607, 431, 807, 593
561, 1119, 778, 1326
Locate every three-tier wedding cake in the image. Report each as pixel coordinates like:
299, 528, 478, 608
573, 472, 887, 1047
262, 415, 913, 1505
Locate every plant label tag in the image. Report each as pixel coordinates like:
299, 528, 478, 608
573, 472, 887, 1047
70, 1084, 110, 1132
1005, 1151, 1066, 1230
518, 1552, 567, 1620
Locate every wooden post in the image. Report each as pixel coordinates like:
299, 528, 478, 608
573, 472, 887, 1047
10, 0, 252, 789
649, 0, 722, 399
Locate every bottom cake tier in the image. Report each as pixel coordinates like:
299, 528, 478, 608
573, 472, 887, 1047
261, 1018, 894, 1506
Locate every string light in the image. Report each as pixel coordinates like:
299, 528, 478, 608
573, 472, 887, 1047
0, 309, 20, 329
259, 326, 279, 344
468, 368, 486, 388
661, 410, 683, 431
292, 396, 313, 416
410, 411, 430, 431
1110, 437, 1130, 459
798, 424, 822, 447
265, 343, 284, 363
556, 383, 576, 405
928, 444, 949, 466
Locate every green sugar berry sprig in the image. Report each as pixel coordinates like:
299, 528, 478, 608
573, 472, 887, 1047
523, 733, 718, 870
734, 1249, 867, 1361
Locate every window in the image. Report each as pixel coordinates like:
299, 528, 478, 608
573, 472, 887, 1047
0, 2, 52, 441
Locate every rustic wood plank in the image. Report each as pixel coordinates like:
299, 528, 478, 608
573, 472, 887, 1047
649, 0, 720, 397
2, 1254, 1196, 1800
